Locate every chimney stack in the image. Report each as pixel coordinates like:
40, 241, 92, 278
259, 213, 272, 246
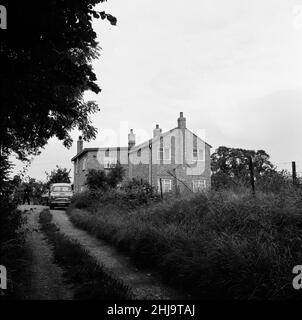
128, 129, 136, 149
77, 136, 83, 154
177, 112, 186, 129
153, 124, 162, 138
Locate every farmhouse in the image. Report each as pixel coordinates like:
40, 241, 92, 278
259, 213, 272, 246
71, 112, 211, 193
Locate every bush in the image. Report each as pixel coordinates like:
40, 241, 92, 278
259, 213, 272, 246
85, 162, 125, 191
0, 203, 28, 299
70, 178, 160, 212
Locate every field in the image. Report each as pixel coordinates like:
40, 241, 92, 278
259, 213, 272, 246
67, 187, 302, 300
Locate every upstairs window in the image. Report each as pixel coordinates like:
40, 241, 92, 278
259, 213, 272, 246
193, 148, 204, 161
82, 157, 87, 171
157, 147, 171, 161
137, 149, 141, 157
105, 149, 110, 157
164, 148, 171, 160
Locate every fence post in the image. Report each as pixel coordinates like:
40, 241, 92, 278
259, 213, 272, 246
159, 178, 163, 200
292, 161, 297, 186
248, 156, 255, 196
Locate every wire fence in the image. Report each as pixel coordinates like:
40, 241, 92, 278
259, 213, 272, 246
275, 161, 302, 180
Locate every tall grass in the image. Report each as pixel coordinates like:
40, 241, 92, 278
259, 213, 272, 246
0, 204, 29, 300
68, 188, 302, 299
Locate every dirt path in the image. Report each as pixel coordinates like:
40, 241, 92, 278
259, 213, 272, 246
51, 209, 186, 300
20, 205, 73, 300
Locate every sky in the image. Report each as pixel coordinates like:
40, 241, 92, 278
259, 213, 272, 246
12, 0, 302, 181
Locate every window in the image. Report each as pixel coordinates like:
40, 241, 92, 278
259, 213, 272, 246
157, 148, 162, 160
158, 179, 172, 193
164, 148, 170, 160
104, 156, 117, 169
137, 149, 141, 157
75, 160, 79, 174
52, 186, 72, 192
193, 148, 204, 161
105, 149, 110, 157
82, 157, 87, 171
157, 147, 171, 160
192, 180, 206, 192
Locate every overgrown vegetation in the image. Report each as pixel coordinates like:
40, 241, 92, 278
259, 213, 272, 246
74, 178, 160, 210
68, 185, 302, 300
85, 162, 125, 191
0, 155, 30, 300
0, 204, 29, 300
39, 209, 132, 300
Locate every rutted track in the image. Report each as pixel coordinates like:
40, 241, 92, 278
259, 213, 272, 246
20, 205, 73, 300
51, 208, 185, 300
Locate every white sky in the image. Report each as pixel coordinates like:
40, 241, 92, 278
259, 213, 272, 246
12, 0, 302, 181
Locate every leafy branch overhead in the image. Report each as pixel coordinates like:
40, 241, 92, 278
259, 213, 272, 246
0, 1, 117, 162
92, 11, 117, 25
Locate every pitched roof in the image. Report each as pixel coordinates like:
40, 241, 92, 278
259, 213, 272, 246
71, 127, 212, 161
129, 127, 212, 154
71, 147, 128, 162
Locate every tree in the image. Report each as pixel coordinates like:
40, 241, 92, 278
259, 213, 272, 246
46, 166, 71, 187
0, 1, 116, 194
107, 162, 125, 188
85, 169, 109, 191
85, 163, 125, 191
211, 147, 276, 189
0, 154, 12, 201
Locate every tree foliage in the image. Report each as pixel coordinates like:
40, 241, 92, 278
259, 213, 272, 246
0, 0, 116, 200
211, 146, 276, 189
85, 169, 109, 191
107, 162, 126, 188
85, 162, 125, 191
46, 165, 71, 187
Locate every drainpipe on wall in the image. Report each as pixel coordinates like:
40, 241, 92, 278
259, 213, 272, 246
149, 139, 152, 186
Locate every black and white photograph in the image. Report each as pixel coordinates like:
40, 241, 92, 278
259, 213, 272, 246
1, 0, 302, 313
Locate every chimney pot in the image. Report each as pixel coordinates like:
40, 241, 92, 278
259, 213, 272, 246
128, 129, 136, 149
177, 112, 186, 129
77, 136, 83, 154
153, 124, 162, 138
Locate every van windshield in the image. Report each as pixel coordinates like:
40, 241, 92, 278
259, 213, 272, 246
52, 186, 71, 192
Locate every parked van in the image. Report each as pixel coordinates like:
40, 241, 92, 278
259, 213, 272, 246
48, 183, 73, 209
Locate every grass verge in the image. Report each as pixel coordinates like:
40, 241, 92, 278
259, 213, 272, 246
39, 209, 132, 300
0, 205, 29, 300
